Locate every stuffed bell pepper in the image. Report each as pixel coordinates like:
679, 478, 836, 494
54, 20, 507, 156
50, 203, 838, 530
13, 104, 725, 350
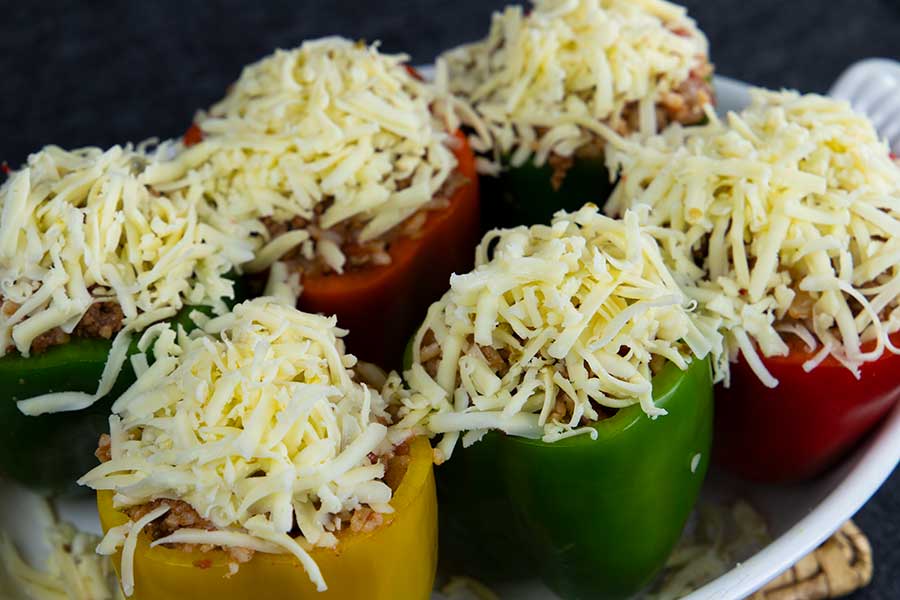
385, 206, 721, 599
79, 298, 438, 599
0, 145, 252, 493
150, 37, 480, 368
605, 89, 900, 482
436, 0, 713, 227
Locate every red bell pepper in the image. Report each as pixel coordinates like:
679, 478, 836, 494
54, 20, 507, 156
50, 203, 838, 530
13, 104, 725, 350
183, 125, 480, 369
714, 334, 900, 482
298, 131, 480, 369
183, 123, 203, 147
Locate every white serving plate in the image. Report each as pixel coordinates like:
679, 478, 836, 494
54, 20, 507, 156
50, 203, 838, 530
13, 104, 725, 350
2, 74, 899, 600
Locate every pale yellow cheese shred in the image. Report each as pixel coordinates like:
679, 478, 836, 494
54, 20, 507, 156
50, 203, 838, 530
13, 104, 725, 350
0, 511, 122, 600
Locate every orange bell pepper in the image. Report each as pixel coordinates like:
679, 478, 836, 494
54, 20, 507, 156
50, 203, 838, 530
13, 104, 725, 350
97, 436, 437, 600
298, 131, 480, 368
184, 126, 480, 370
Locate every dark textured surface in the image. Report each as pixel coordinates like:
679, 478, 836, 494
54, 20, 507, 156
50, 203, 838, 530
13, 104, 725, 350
1, 1, 899, 597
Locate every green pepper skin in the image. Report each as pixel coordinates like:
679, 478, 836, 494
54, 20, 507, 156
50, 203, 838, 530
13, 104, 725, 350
436, 430, 537, 582
403, 337, 532, 581
436, 357, 713, 599
0, 304, 218, 495
0, 338, 137, 495
481, 155, 615, 229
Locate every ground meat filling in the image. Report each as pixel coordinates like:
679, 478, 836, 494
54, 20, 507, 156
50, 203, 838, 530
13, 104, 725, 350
545, 60, 714, 190
126, 499, 216, 545
95, 434, 113, 463
262, 171, 465, 278
94, 435, 407, 564
74, 300, 125, 340
2, 296, 125, 355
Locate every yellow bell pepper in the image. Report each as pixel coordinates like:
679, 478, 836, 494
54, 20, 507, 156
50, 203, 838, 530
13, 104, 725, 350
97, 436, 437, 600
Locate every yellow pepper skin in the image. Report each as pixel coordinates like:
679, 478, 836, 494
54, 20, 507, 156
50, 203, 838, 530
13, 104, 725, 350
97, 436, 437, 600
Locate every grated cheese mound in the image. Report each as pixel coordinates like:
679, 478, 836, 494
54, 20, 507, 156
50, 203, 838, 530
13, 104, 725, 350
1, 144, 254, 416
604, 89, 900, 386
146, 36, 459, 276
78, 298, 396, 594
436, 0, 710, 172
385, 205, 720, 462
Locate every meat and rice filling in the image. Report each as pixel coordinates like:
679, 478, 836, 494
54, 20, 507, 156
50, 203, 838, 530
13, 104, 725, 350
94, 435, 411, 563
437, 0, 715, 187
416, 330, 652, 427
546, 61, 714, 190
2, 296, 124, 354
262, 172, 465, 277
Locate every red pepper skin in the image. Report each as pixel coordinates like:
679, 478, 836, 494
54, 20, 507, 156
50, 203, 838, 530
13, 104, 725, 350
298, 132, 480, 369
714, 335, 900, 482
404, 65, 425, 81
183, 123, 203, 147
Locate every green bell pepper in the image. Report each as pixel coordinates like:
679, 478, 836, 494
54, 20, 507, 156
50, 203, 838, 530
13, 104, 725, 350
0, 304, 216, 495
436, 356, 714, 599
480, 97, 715, 231
481, 155, 616, 229
0, 338, 136, 495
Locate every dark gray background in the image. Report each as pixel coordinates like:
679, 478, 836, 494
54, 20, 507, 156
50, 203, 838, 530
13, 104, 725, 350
1, 1, 898, 597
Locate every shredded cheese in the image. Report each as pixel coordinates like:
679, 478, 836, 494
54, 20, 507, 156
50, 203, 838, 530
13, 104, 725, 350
605, 89, 900, 385
436, 0, 711, 170
646, 500, 770, 599
147, 37, 459, 275
439, 576, 501, 600
0, 511, 122, 600
79, 298, 396, 594
117, 505, 169, 597
385, 205, 721, 460
0, 144, 255, 414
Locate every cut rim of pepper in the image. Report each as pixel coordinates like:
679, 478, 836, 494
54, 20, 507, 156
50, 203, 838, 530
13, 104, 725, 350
507, 356, 700, 448
97, 436, 435, 568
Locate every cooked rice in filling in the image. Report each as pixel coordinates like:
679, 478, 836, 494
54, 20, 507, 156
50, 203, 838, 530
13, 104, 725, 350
262, 172, 465, 277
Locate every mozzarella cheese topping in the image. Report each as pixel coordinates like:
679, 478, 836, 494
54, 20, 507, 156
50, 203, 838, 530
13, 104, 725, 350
605, 89, 900, 385
436, 0, 709, 171
147, 37, 459, 275
79, 298, 395, 594
386, 206, 720, 462
1, 145, 254, 415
